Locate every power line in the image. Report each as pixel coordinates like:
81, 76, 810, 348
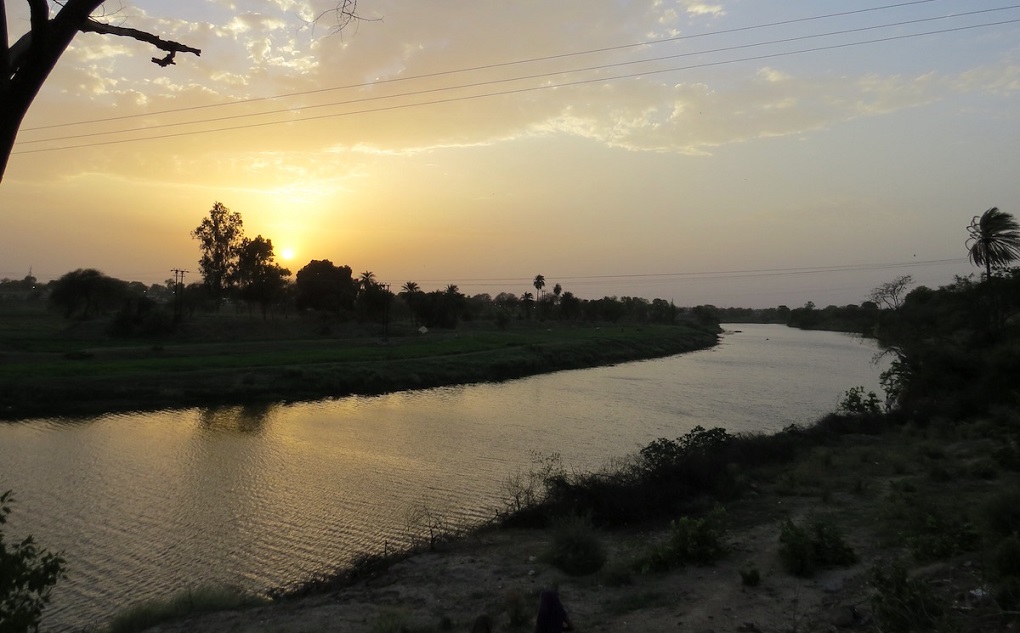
395, 257, 968, 288
18, 5, 1018, 148
13, 16, 1020, 155
18, 0, 948, 133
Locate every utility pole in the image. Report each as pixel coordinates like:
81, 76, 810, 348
170, 268, 189, 323
383, 283, 391, 340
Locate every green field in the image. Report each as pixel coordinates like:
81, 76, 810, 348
0, 303, 717, 419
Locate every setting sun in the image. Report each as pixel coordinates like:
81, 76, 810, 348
280, 248, 295, 261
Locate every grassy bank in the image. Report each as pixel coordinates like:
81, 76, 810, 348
0, 305, 717, 419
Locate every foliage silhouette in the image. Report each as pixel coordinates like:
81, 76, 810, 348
48, 268, 127, 318
966, 207, 1020, 279
234, 236, 290, 319
192, 202, 244, 302
294, 260, 357, 314
0, 490, 66, 633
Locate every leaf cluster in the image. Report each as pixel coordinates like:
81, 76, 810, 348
641, 506, 727, 573
639, 426, 734, 473
869, 562, 946, 633
778, 516, 856, 577
544, 514, 607, 576
0, 491, 66, 633
837, 386, 883, 416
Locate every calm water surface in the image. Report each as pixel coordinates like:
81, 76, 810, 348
0, 324, 886, 631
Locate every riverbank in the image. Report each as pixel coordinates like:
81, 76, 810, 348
110, 409, 1020, 633
0, 310, 717, 419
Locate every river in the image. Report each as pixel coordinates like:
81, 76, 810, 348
0, 324, 887, 631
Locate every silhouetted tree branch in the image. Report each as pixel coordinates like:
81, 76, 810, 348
0, 1, 358, 183
78, 19, 202, 65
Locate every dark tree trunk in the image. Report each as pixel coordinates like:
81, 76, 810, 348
1, 1, 105, 181
1, 0, 201, 182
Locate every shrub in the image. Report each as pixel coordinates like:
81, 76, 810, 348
544, 514, 607, 576
642, 506, 727, 572
778, 516, 856, 577
501, 453, 564, 520
869, 562, 945, 633
370, 608, 411, 633
968, 457, 999, 480
502, 589, 529, 628
599, 562, 634, 587
906, 511, 979, 562
837, 386, 883, 415
0, 491, 66, 633
997, 577, 1020, 612
879, 359, 908, 410
639, 426, 733, 472
995, 536, 1020, 579
985, 490, 1020, 537
404, 500, 455, 551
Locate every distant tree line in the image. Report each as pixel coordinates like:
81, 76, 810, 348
8, 264, 722, 338
22, 204, 1014, 340
3, 201, 723, 337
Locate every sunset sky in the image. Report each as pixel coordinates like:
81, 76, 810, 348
2, 0, 1018, 307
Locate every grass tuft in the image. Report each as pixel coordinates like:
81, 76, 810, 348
778, 516, 856, 577
544, 514, 607, 576
640, 506, 727, 573
104, 585, 268, 633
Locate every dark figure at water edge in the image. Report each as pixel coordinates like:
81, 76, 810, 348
535, 588, 574, 632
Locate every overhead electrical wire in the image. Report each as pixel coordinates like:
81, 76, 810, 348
19, 0, 949, 133
13, 12, 1020, 155
393, 257, 968, 289
16, 5, 1019, 148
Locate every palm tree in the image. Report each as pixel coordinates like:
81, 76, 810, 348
400, 281, 420, 295
445, 284, 460, 295
359, 270, 377, 291
400, 281, 421, 327
533, 274, 545, 298
967, 207, 1020, 279
520, 291, 534, 319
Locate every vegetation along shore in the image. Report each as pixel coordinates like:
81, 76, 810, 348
0, 305, 718, 420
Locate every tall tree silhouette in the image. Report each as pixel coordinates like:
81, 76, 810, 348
192, 202, 244, 302
533, 274, 545, 298
520, 291, 534, 319
967, 207, 1020, 279
399, 281, 421, 326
